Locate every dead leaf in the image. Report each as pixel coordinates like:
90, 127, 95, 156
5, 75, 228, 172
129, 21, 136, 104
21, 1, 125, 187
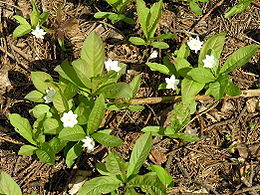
149, 149, 167, 165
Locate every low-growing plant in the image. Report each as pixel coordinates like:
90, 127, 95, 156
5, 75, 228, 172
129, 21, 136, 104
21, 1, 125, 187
225, 0, 253, 18
129, 0, 175, 49
9, 31, 141, 167
78, 133, 173, 195
146, 32, 259, 134
0, 170, 23, 195
13, 0, 49, 38
94, 0, 134, 24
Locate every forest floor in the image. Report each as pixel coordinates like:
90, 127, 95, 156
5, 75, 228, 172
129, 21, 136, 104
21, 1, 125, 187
0, 0, 260, 194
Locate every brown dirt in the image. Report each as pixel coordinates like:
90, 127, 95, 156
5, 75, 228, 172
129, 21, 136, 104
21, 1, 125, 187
0, 0, 259, 194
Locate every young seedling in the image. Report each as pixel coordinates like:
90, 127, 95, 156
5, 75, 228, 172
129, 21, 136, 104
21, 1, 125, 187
13, 0, 49, 39
129, 0, 175, 49
78, 133, 174, 195
94, 0, 134, 24
182, 0, 210, 15
9, 32, 141, 167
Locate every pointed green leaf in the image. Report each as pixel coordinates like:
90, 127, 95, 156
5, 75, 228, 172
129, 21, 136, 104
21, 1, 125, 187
129, 37, 147, 45
198, 33, 226, 67
220, 45, 259, 74
35, 142, 55, 164
146, 62, 171, 75
150, 41, 169, 49
81, 31, 105, 77
13, 24, 32, 37
25, 90, 44, 103
43, 118, 61, 134
127, 133, 152, 177
129, 75, 142, 97
136, 0, 150, 39
72, 58, 92, 87
205, 74, 229, 99
225, 81, 241, 96
105, 151, 127, 176
92, 132, 123, 146
53, 91, 69, 114
87, 95, 106, 134
13, 15, 30, 25
48, 137, 67, 154
31, 72, 53, 93
0, 171, 22, 195
65, 142, 83, 168
98, 82, 133, 99
18, 145, 38, 156
9, 113, 37, 145
181, 78, 204, 105
78, 176, 121, 195
29, 104, 52, 118
59, 125, 86, 141
187, 67, 216, 83
147, 165, 173, 187
189, 1, 202, 15
30, 0, 40, 27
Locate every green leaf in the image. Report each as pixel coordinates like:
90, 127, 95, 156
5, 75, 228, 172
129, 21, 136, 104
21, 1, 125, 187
31, 72, 53, 93
13, 15, 30, 25
29, 104, 51, 118
0, 171, 22, 195
198, 32, 226, 67
74, 102, 93, 125
147, 165, 173, 187
43, 118, 60, 134
94, 12, 113, 18
25, 90, 44, 102
48, 137, 67, 154
165, 129, 200, 142
72, 58, 92, 87
128, 175, 166, 195
189, 1, 202, 15
54, 60, 86, 89
65, 142, 83, 168
13, 24, 31, 37
225, 0, 253, 18
181, 78, 204, 105
225, 80, 241, 96
92, 132, 123, 146
59, 125, 86, 141
80, 31, 105, 78
177, 43, 190, 59
30, 0, 40, 27
127, 133, 152, 177
129, 37, 147, 45
53, 91, 69, 114
18, 145, 38, 156
136, 0, 150, 39
9, 113, 37, 145
220, 45, 259, 74
78, 176, 121, 195
39, 12, 49, 25
128, 105, 145, 111
187, 67, 216, 83
150, 41, 169, 49
87, 95, 106, 134
141, 126, 165, 136
129, 75, 142, 97
98, 82, 133, 99
205, 74, 229, 99
146, 62, 171, 75
105, 151, 127, 176
36, 142, 55, 164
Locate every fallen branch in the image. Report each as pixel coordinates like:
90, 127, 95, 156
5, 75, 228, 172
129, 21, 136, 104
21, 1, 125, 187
129, 89, 260, 105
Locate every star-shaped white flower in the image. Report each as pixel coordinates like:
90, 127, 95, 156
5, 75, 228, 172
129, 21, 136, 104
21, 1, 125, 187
202, 55, 217, 68
43, 87, 56, 103
31, 26, 47, 39
82, 136, 95, 152
150, 50, 158, 59
61, 111, 78, 128
165, 75, 179, 90
187, 36, 203, 53
105, 59, 121, 72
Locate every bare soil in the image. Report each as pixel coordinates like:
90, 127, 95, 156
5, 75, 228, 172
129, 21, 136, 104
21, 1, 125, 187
0, 0, 259, 194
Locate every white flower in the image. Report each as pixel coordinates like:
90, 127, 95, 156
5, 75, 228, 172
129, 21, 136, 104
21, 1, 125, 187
187, 36, 203, 53
31, 26, 47, 39
202, 55, 217, 68
43, 87, 56, 103
150, 50, 158, 59
82, 136, 95, 152
61, 111, 78, 128
165, 75, 179, 90
105, 59, 121, 72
